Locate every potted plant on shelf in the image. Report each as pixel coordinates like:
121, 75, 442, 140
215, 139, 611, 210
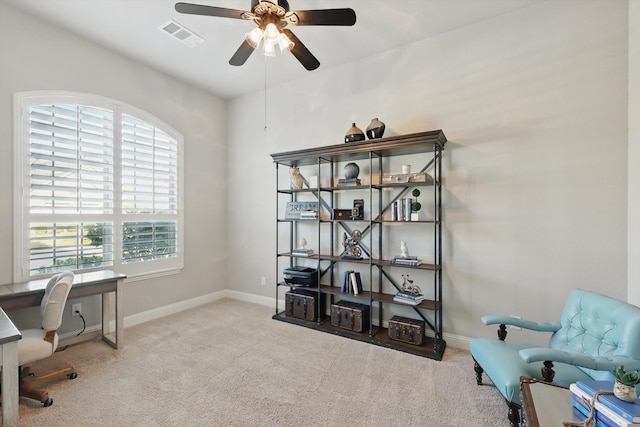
411, 189, 421, 221
613, 365, 640, 402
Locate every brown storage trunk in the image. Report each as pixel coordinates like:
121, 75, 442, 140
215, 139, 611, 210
330, 300, 370, 332
285, 289, 323, 321
388, 315, 425, 346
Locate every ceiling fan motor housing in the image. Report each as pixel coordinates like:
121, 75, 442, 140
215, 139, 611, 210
252, 0, 289, 17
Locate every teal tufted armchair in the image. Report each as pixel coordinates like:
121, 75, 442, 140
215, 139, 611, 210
470, 288, 640, 427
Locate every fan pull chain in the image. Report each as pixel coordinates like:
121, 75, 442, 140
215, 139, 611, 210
264, 56, 268, 132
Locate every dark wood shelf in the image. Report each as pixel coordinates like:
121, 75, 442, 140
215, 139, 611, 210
270, 130, 447, 167
272, 311, 446, 360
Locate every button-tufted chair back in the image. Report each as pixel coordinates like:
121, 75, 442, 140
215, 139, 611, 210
549, 288, 640, 381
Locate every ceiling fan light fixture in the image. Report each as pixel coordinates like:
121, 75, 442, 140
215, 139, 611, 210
245, 27, 263, 48
277, 32, 294, 52
263, 23, 280, 43
263, 40, 277, 57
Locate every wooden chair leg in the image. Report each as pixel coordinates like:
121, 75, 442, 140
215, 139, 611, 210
473, 358, 484, 385
542, 361, 555, 382
507, 400, 521, 427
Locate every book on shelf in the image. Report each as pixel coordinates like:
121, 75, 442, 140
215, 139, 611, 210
575, 381, 640, 423
299, 210, 318, 219
392, 255, 419, 260
390, 258, 423, 267
572, 394, 622, 427
570, 382, 640, 427
341, 270, 363, 294
337, 178, 362, 187
341, 270, 353, 293
395, 291, 425, 302
393, 296, 422, 306
292, 248, 314, 256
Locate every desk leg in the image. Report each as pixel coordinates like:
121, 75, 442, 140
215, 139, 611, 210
2, 340, 20, 427
102, 278, 123, 349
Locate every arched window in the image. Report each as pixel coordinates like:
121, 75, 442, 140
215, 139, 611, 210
14, 91, 184, 280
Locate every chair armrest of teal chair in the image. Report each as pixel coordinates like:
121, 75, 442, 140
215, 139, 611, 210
481, 315, 561, 333
519, 347, 640, 372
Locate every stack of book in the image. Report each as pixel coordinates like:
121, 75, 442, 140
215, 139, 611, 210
292, 248, 314, 257
393, 291, 425, 306
570, 380, 640, 427
337, 178, 361, 187
341, 270, 363, 295
299, 209, 318, 220
389, 256, 422, 267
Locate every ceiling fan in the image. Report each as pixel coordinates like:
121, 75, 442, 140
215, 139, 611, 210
175, 1, 356, 70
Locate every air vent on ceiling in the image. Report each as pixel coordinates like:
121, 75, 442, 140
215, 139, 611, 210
160, 20, 204, 48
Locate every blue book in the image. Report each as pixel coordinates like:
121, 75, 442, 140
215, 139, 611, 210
576, 381, 640, 423
573, 394, 620, 427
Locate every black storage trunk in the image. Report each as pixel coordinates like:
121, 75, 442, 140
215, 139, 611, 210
285, 289, 324, 321
388, 315, 425, 346
330, 300, 370, 332
283, 266, 318, 287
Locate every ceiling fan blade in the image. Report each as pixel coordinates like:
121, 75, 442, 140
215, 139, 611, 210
175, 2, 249, 20
282, 29, 320, 71
290, 9, 356, 26
229, 40, 255, 66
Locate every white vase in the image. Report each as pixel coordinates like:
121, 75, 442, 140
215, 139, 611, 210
411, 212, 419, 221
614, 380, 638, 402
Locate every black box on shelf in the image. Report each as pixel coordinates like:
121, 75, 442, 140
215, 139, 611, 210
388, 315, 425, 346
283, 266, 318, 287
330, 300, 370, 332
285, 289, 324, 322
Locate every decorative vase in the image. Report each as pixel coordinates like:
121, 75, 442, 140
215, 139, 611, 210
345, 123, 365, 143
344, 162, 360, 179
366, 118, 385, 139
614, 380, 638, 402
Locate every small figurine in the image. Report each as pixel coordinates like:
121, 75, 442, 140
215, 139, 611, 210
289, 167, 303, 189
341, 230, 362, 259
299, 237, 307, 249
400, 241, 409, 258
402, 274, 421, 295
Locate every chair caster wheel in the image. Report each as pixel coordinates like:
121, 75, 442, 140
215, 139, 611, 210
43, 398, 53, 407
68, 372, 78, 379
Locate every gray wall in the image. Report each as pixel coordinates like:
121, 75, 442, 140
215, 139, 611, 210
0, 4, 228, 332
1, 1, 637, 349
629, 0, 640, 305
227, 0, 630, 347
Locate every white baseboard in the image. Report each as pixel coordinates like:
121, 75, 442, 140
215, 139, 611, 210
60, 290, 471, 352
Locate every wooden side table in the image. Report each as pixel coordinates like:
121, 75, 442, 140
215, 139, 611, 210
520, 377, 587, 426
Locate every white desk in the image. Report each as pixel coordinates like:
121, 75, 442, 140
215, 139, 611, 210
0, 308, 22, 427
0, 270, 126, 349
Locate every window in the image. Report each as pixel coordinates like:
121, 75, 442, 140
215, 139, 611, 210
14, 92, 183, 280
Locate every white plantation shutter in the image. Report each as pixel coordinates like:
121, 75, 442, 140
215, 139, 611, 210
15, 92, 183, 280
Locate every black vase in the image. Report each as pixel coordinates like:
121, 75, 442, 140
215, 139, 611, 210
345, 123, 365, 143
366, 118, 385, 139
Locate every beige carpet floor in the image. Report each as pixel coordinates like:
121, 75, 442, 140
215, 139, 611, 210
14, 298, 508, 426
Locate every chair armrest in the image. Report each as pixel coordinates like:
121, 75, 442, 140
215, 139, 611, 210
481, 315, 561, 333
519, 347, 640, 372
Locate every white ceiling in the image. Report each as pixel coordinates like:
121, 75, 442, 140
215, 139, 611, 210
4, 0, 541, 99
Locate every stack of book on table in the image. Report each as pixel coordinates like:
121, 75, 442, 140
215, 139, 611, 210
570, 380, 640, 427
393, 291, 425, 306
389, 256, 422, 267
